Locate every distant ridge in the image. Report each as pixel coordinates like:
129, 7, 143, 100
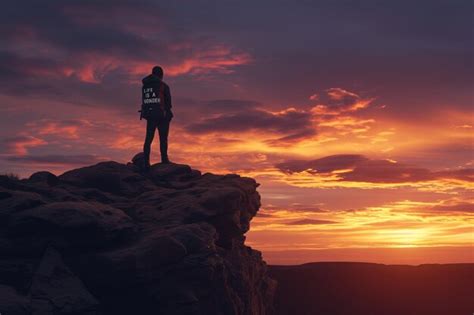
270, 262, 474, 315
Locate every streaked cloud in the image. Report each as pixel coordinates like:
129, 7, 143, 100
1, 136, 47, 155
31, 119, 88, 139
287, 219, 338, 225
311, 88, 375, 115
6, 154, 106, 166
428, 201, 474, 213
276, 154, 473, 185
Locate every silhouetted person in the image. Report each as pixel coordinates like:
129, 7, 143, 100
141, 66, 173, 169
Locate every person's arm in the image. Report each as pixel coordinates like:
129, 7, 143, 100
166, 85, 172, 110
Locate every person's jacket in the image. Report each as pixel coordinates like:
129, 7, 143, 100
142, 74, 173, 120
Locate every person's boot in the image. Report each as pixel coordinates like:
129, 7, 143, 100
143, 162, 151, 171
143, 157, 151, 172
161, 156, 170, 164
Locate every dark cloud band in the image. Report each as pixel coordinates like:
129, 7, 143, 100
276, 154, 474, 184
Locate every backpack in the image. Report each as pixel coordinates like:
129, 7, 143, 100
141, 80, 165, 121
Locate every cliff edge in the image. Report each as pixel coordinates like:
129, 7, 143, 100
0, 158, 276, 315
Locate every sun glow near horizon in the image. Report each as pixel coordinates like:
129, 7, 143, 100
246, 195, 473, 264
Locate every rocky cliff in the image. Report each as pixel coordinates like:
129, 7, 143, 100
0, 159, 276, 315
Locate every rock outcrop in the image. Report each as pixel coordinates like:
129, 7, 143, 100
0, 159, 276, 315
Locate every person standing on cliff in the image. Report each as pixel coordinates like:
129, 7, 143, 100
140, 66, 173, 169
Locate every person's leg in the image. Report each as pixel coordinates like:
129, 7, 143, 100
157, 119, 170, 163
143, 119, 157, 167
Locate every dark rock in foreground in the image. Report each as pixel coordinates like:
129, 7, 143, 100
0, 160, 276, 315
270, 262, 474, 315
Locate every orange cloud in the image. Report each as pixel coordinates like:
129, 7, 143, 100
32, 119, 89, 139
2, 136, 47, 155
326, 87, 360, 101
166, 45, 253, 76
58, 45, 252, 84
310, 88, 375, 115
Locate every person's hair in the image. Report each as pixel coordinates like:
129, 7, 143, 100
152, 66, 163, 78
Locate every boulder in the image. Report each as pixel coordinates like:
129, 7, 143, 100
58, 161, 156, 196
8, 201, 136, 247
131, 152, 146, 170
30, 247, 100, 314
0, 285, 30, 315
0, 190, 46, 224
28, 171, 59, 186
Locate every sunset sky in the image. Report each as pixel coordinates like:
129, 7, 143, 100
0, 0, 472, 264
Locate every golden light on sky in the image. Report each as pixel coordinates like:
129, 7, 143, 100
246, 200, 473, 264
1, 1, 472, 265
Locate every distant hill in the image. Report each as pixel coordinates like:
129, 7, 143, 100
270, 262, 474, 315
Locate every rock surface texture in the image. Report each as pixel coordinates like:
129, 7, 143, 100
0, 159, 276, 315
